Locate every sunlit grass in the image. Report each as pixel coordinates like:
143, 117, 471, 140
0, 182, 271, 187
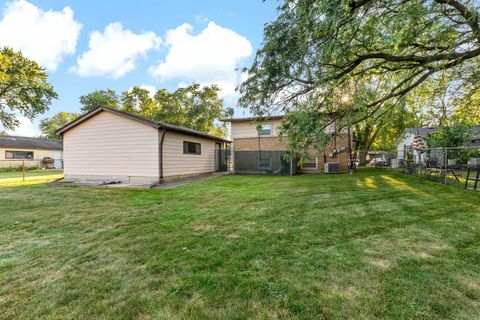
1, 169, 479, 319
0, 170, 62, 187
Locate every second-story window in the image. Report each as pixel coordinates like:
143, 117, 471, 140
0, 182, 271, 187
258, 123, 272, 136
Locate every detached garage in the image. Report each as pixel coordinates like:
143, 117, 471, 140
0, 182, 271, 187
56, 107, 230, 185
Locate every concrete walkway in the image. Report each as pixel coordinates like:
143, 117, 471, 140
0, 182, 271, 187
47, 172, 231, 189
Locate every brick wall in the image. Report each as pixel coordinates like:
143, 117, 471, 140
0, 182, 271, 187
304, 134, 351, 173
233, 134, 352, 173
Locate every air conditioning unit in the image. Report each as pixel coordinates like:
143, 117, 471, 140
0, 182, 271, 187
324, 162, 340, 174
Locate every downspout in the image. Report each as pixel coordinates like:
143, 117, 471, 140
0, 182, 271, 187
158, 128, 166, 182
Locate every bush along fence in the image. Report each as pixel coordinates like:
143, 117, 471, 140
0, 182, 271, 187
367, 146, 480, 191
0, 159, 63, 184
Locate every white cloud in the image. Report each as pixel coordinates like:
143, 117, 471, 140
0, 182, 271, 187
129, 84, 156, 98
149, 21, 252, 99
71, 22, 161, 78
6, 116, 40, 137
139, 85, 156, 98
0, 0, 82, 71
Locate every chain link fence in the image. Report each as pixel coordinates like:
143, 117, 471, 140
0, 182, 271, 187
367, 146, 480, 190
0, 159, 63, 185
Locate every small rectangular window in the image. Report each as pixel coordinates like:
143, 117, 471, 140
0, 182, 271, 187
258, 123, 272, 136
5, 150, 34, 159
183, 141, 201, 155
259, 157, 272, 170
302, 157, 317, 170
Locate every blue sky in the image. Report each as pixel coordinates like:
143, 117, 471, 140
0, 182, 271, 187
0, 0, 278, 136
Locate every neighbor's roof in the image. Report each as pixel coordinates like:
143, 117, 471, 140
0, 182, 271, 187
469, 125, 480, 132
404, 125, 480, 138
221, 115, 284, 122
403, 127, 437, 138
55, 107, 231, 143
0, 135, 63, 150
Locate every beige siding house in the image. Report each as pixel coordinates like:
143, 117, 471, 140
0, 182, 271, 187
56, 107, 230, 185
0, 135, 63, 169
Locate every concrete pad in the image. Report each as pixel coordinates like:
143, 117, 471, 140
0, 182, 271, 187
155, 172, 231, 189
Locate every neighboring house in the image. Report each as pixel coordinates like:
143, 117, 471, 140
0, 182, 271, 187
397, 126, 480, 162
396, 127, 437, 163
469, 136, 480, 147
0, 135, 63, 169
223, 116, 352, 174
464, 126, 480, 147
56, 107, 230, 185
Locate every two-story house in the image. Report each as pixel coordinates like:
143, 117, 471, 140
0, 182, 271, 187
223, 116, 352, 175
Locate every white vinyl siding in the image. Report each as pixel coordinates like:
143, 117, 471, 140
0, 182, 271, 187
163, 131, 216, 177
230, 120, 282, 139
230, 119, 338, 139
63, 111, 159, 179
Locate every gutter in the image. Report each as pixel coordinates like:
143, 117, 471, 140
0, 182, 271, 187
158, 128, 166, 182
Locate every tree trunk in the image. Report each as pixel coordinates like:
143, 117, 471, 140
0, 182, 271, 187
359, 151, 367, 166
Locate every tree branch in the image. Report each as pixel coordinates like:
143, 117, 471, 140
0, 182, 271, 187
434, 0, 480, 41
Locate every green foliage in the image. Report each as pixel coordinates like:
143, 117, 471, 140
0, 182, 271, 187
456, 148, 480, 165
426, 124, 473, 148
142, 84, 231, 138
79, 89, 120, 114
82, 84, 231, 138
278, 105, 332, 160
0, 47, 57, 130
0, 165, 39, 173
39, 112, 80, 139
240, 0, 480, 152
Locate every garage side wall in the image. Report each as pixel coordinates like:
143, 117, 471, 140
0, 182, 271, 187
63, 111, 159, 184
162, 131, 217, 179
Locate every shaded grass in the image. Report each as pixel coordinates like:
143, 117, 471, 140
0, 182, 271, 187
0, 169, 479, 319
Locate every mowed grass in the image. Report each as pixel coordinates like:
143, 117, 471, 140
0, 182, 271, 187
0, 169, 63, 186
1, 170, 480, 319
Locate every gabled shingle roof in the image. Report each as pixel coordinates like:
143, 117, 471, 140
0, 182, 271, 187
55, 107, 231, 143
0, 135, 63, 150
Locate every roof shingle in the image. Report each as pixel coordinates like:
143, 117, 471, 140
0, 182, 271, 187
0, 136, 63, 150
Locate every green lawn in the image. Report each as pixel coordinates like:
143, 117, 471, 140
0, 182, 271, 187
1, 170, 480, 319
0, 169, 63, 186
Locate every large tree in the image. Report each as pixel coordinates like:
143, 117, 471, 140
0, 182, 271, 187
73, 84, 231, 137
121, 84, 232, 137
79, 89, 120, 114
240, 0, 480, 151
0, 47, 57, 130
39, 112, 79, 139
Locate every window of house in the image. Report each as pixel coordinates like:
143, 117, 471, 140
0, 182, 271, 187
302, 157, 317, 170
259, 157, 272, 170
5, 150, 34, 159
183, 141, 201, 155
258, 123, 272, 136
